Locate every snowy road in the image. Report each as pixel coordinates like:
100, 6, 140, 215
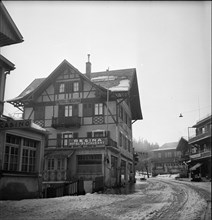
0, 177, 211, 220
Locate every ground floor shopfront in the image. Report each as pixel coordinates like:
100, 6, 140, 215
0, 118, 46, 200
189, 156, 211, 180
42, 145, 134, 197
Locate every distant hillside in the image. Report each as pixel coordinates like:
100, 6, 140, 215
133, 139, 159, 152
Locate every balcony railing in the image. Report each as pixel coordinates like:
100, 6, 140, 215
52, 116, 81, 128
46, 137, 117, 149
43, 170, 67, 182
190, 150, 211, 160
189, 130, 211, 143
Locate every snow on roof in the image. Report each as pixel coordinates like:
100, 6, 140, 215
91, 69, 134, 92
91, 75, 117, 82
151, 142, 178, 151
109, 79, 130, 91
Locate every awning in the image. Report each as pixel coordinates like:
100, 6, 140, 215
189, 163, 202, 171
45, 150, 74, 158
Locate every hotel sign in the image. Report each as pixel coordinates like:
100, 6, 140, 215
0, 119, 31, 130
69, 138, 107, 146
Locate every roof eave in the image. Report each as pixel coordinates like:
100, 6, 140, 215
0, 2, 23, 45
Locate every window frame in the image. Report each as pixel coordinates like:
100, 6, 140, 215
94, 103, 103, 115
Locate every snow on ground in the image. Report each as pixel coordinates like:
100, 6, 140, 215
0, 177, 211, 220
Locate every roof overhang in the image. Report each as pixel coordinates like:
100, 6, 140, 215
0, 2, 23, 47
0, 54, 15, 72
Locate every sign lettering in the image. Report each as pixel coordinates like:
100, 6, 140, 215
0, 119, 31, 130
69, 138, 106, 146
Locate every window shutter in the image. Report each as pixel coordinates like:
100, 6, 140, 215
65, 82, 70, 93
58, 105, 65, 117
79, 81, 82, 91
73, 133, 78, 138
87, 132, 92, 138
57, 133, 62, 147
73, 104, 78, 116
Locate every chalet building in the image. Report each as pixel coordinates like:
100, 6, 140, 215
188, 115, 211, 180
151, 142, 186, 176
0, 2, 46, 200
7, 56, 143, 195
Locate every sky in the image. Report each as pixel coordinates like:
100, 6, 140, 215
2, 1, 211, 146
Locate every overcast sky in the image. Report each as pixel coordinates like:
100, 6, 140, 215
2, 1, 211, 146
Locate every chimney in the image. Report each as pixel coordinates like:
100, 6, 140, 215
86, 54, 91, 79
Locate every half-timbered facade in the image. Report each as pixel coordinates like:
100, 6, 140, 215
8, 57, 143, 193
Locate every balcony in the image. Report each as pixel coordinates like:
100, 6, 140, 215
52, 116, 81, 128
46, 137, 117, 149
43, 170, 67, 182
190, 150, 211, 160
189, 130, 211, 144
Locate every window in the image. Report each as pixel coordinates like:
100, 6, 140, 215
22, 138, 37, 172
4, 146, 19, 171
119, 106, 123, 120
73, 82, 79, 92
4, 134, 38, 173
65, 105, 72, 117
59, 83, 65, 93
63, 133, 73, 146
77, 154, 102, 174
119, 132, 123, 147
4, 134, 21, 171
48, 158, 54, 170
128, 139, 131, 152
93, 131, 105, 137
95, 103, 103, 115
111, 156, 118, 177
167, 152, 172, 157
158, 152, 161, 158
57, 158, 65, 170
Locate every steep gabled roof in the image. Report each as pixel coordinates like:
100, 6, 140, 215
91, 68, 142, 120
7, 60, 143, 120
176, 137, 188, 151
7, 60, 107, 105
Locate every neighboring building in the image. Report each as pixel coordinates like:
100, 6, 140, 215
0, 2, 46, 200
7, 56, 143, 195
188, 115, 211, 180
151, 142, 184, 176
0, 1, 23, 115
